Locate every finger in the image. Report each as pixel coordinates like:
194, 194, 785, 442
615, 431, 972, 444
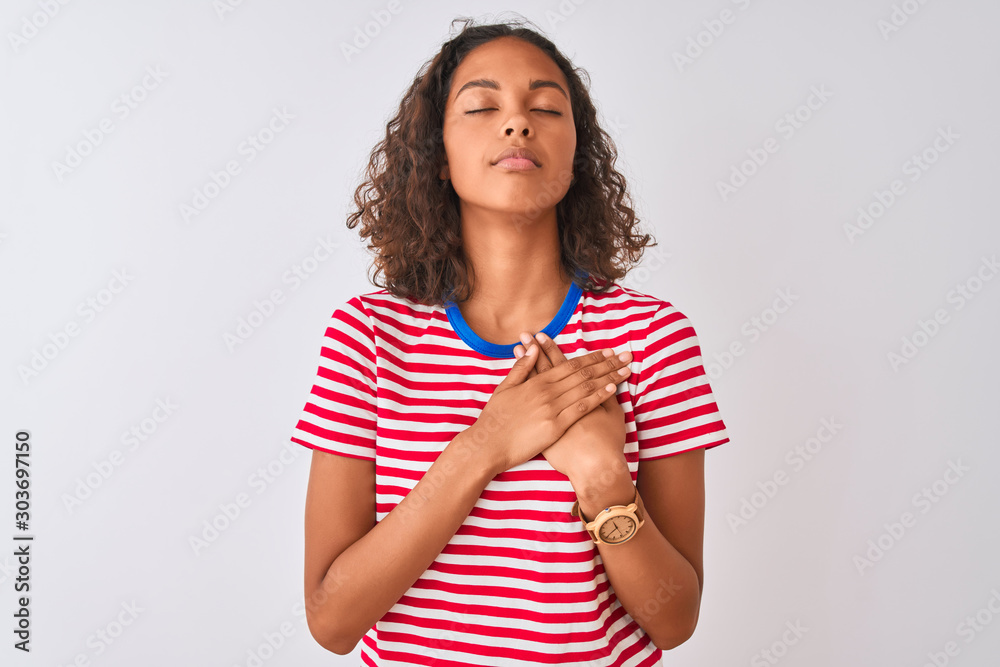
602, 382, 623, 410
514, 344, 539, 377
532, 332, 569, 368
546, 347, 633, 396
552, 373, 624, 432
528, 334, 629, 401
549, 363, 631, 422
520, 333, 553, 373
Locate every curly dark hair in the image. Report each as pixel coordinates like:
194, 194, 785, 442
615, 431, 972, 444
346, 13, 656, 307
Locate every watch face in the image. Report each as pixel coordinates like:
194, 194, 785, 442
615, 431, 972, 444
599, 515, 637, 543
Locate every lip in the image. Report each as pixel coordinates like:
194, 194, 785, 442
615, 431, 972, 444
494, 157, 539, 171
492, 146, 541, 168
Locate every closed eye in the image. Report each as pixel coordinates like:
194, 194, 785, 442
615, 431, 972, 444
466, 108, 563, 115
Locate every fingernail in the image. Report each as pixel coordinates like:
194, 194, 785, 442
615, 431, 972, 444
514, 346, 523, 359
519, 333, 532, 345
602, 349, 613, 358
535, 332, 548, 342
619, 351, 632, 362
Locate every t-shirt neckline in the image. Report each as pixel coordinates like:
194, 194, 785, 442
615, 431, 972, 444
444, 269, 586, 358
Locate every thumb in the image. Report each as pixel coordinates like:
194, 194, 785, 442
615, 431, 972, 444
601, 384, 622, 411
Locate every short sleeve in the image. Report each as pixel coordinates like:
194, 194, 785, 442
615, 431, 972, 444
289, 296, 377, 461
632, 303, 730, 461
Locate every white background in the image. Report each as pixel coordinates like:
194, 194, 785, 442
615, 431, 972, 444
2, 1, 999, 665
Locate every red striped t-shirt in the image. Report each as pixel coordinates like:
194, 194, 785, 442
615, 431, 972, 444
290, 277, 730, 666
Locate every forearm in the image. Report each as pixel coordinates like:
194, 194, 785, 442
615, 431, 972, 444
311, 427, 498, 653
570, 461, 701, 651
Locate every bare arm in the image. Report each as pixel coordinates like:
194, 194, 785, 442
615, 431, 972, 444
303, 427, 497, 655
303, 344, 633, 654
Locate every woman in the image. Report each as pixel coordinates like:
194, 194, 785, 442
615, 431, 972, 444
291, 16, 730, 666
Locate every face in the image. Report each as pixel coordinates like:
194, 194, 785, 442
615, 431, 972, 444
439, 36, 576, 219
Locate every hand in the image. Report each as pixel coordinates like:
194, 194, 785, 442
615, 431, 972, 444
470, 338, 633, 477
513, 332, 631, 480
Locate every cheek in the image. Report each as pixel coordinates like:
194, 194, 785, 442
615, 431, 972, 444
443, 121, 477, 156
443, 144, 486, 187
558, 130, 577, 163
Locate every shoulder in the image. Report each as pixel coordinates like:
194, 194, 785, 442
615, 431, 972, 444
584, 282, 689, 336
586, 285, 711, 390
345, 289, 390, 315
335, 289, 446, 336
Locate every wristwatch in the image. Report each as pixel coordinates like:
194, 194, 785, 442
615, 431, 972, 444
570, 486, 645, 546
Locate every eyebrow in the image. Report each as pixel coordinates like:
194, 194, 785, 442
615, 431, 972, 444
454, 78, 568, 101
